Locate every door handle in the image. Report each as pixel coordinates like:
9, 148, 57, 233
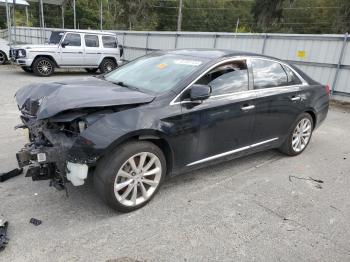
241, 105, 255, 111
290, 96, 301, 101
78, 51, 83, 54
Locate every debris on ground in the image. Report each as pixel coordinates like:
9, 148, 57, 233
288, 175, 324, 189
0, 168, 23, 182
0, 219, 9, 252
29, 218, 42, 226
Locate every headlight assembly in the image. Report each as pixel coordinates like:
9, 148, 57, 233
17, 49, 26, 58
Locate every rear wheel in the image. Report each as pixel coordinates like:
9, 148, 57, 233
85, 68, 98, 74
0, 51, 7, 65
21, 66, 33, 73
279, 113, 313, 156
32, 57, 55, 77
94, 141, 166, 212
99, 58, 117, 74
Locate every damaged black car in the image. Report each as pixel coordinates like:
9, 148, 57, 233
15, 49, 329, 212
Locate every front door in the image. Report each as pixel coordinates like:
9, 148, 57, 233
60, 33, 84, 66
181, 59, 257, 167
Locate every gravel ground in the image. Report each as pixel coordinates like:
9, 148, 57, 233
0, 65, 349, 262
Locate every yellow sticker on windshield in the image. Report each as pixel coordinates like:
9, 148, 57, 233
157, 63, 167, 69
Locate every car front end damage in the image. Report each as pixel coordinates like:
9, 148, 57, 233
16, 104, 91, 189
14, 79, 155, 190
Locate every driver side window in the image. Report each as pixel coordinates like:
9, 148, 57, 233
195, 60, 249, 96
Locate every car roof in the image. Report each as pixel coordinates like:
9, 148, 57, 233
162, 48, 285, 61
51, 29, 117, 36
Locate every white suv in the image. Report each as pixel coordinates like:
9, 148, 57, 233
10, 30, 123, 76
0, 38, 10, 65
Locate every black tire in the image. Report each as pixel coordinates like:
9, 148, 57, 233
21, 66, 33, 73
32, 57, 55, 77
0, 50, 7, 65
85, 68, 99, 74
279, 113, 314, 156
94, 141, 166, 212
99, 58, 117, 74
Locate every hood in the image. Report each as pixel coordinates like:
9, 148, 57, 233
16, 77, 155, 120
14, 44, 58, 50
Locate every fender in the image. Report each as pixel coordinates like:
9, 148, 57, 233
67, 105, 179, 165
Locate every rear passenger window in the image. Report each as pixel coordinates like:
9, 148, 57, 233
251, 59, 288, 89
102, 36, 117, 48
85, 35, 99, 47
195, 60, 249, 96
64, 33, 81, 46
283, 65, 302, 85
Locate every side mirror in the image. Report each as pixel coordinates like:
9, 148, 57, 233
61, 41, 69, 48
189, 84, 211, 101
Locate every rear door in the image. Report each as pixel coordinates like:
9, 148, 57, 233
101, 35, 119, 61
84, 34, 101, 66
60, 33, 84, 66
250, 58, 306, 143
181, 59, 257, 166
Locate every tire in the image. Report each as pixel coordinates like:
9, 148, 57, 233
21, 66, 33, 73
32, 57, 55, 77
99, 58, 117, 74
0, 51, 8, 65
279, 113, 314, 156
94, 141, 166, 212
85, 68, 99, 74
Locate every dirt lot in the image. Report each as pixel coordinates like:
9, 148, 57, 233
0, 65, 349, 262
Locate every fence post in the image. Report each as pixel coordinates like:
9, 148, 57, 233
213, 34, 217, 48
331, 33, 348, 95
145, 32, 149, 54
261, 33, 268, 54
175, 33, 179, 49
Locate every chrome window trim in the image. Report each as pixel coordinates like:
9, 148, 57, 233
249, 56, 308, 86
187, 137, 279, 167
170, 56, 248, 105
170, 56, 308, 106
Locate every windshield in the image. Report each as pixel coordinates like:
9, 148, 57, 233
49, 31, 64, 44
104, 53, 208, 93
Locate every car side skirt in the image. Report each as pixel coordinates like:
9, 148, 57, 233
187, 137, 279, 167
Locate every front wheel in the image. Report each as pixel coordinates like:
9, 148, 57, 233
32, 57, 55, 76
279, 113, 313, 156
94, 141, 166, 212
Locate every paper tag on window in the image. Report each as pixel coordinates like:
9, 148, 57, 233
174, 60, 202, 66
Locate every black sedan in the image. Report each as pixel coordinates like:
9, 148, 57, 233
15, 49, 329, 212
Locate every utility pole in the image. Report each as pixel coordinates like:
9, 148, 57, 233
5, 0, 11, 47
73, 0, 76, 29
100, 0, 103, 31
177, 0, 183, 31
235, 17, 240, 37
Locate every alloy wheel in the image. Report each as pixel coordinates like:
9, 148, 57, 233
0, 52, 5, 64
292, 118, 312, 152
37, 59, 53, 75
103, 61, 114, 72
114, 152, 162, 207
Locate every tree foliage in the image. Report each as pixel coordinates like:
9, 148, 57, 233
0, 0, 349, 34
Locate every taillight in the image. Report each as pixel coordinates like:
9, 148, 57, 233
325, 85, 330, 95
